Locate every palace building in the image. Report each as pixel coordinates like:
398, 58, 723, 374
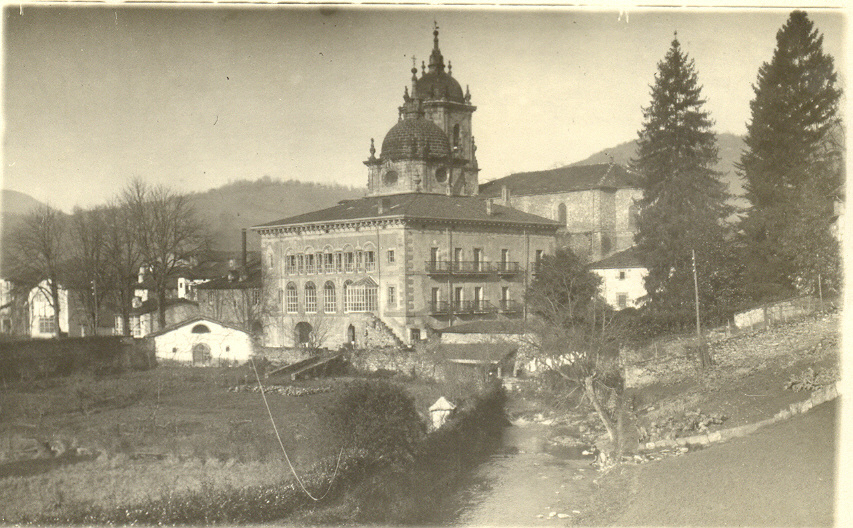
253, 27, 559, 348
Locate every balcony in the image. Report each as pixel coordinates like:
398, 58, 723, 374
428, 301, 452, 315
498, 299, 524, 313
496, 261, 523, 275
427, 300, 497, 315
424, 261, 522, 276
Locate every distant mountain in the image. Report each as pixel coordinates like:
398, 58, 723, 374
1, 189, 46, 216
189, 177, 364, 251
1, 190, 49, 271
571, 132, 748, 206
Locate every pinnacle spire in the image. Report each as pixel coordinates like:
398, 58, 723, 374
428, 21, 445, 73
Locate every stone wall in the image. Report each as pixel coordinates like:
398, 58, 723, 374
733, 296, 818, 330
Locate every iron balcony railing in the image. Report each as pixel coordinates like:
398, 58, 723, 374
425, 260, 523, 275
427, 300, 497, 315
498, 299, 524, 313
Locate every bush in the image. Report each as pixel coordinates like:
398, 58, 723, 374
325, 380, 426, 467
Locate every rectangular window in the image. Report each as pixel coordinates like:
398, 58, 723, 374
297, 254, 305, 275
286, 255, 296, 275
38, 316, 56, 334
501, 286, 510, 302
501, 249, 509, 268
473, 286, 483, 310
387, 285, 396, 307
619, 270, 626, 280
356, 250, 364, 272
306, 254, 315, 274
617, 294, 628, 309
251, 289, 261, 306
365, 251, 376, 272
345, 252, 354, 272
324, 283, 336, 313
473, 248, 483, 271
454, 287, 463, 304
387, 249, 395, 264
454, 247, 463, 263
431, 287, 440, 304
325, 253, 334, 274
335, 252, 343, 273
430, 247, 439, 264
410, 328, 421, 342
535, 249, 544, 263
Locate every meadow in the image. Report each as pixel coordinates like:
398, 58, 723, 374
0, 361, 478, 523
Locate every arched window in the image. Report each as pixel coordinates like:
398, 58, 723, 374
435, 167, 447, 183
384, 170, 398, 185
557, 203, 567, 225
628, 203, 639, 230
191, 324, 210, 334
285, 282, 299, 313
304, 282, 317, 313
453, 124, 460, 146
345, 277, 378, 312
324, 281, 336, 313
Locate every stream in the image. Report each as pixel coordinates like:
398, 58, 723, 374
444, 418, 600, 525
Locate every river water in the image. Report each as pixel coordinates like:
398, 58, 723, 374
444, 419, 600, 526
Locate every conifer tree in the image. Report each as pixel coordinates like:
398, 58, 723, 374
632, 35, 734, 329
738, 11, 842, 300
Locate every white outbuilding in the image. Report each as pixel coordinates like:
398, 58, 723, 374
149, 316, 254, 366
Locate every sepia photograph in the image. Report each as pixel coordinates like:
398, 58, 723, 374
0, 3, 847, 526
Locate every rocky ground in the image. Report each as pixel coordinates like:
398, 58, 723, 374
450, 311, 841, 526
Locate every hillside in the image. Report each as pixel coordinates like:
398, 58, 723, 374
570, 132, 748, 208
1, 190, 49, 272
189, 177, 364, 251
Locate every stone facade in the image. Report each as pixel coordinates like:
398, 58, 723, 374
257, 216, 554, 348
151, 317, 254, 366
480, 165, 642, 262
253, 28, 558, 349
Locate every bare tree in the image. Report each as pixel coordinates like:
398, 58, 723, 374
102, 199, 143, 336
290, 314, 332, 353
7, 204, 67, 337
123, 178, 208, 328
65, 206, 111, 335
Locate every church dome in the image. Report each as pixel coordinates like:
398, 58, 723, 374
381, 117, 451, 161
415, 71, 464, 103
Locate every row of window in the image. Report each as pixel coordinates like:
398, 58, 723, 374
283, 250, 395, 275
280, 281, 392, 314
430, 285, 512, 304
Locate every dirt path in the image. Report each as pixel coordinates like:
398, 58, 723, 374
591, 399, 837, 526
453, 420, 599, 526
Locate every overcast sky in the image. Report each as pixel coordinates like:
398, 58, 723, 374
2, 4, 846, 212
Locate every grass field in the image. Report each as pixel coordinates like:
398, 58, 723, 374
0, 362, 472, 522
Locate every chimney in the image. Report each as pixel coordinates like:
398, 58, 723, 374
501, 185, 511, 207
241, 228, 247, 268
486, 199, 493, 216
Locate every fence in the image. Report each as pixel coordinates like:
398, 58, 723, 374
733, 296, 826, 331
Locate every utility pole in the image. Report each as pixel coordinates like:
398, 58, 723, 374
692, 249, 701, 336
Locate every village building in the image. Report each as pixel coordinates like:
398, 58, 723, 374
589, 246, 647, 310
253, 27, 559, 349
149, 315, 253, 366
479, 164, 642, 262
27, 280, 84, 338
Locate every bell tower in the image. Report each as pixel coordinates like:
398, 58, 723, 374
365, 24, 479, 197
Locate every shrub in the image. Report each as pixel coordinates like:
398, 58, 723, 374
325, 380, 426, 467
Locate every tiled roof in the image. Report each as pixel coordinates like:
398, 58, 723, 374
589, 246, 645, 270
253, 193, 559, 230
436, 342, 517, 363
479, 163, 640, 198
130, 297, 198, 316
195, 259, 261, 290
147, 315, 249, 339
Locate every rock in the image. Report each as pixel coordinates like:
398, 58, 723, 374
548, 511, 557, 518
557, 513, 570, 519
536, 514, 544, 519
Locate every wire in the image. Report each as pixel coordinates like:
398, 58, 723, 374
250, 357, 343, 501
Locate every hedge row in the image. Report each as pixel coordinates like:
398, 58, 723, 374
0, 336, 153, 381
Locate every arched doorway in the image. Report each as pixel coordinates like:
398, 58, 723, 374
192, 343, 211, 365
295, 321, 313, 346
347, 324, 356, 347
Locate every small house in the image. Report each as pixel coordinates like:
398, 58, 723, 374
149, 316, 254, 366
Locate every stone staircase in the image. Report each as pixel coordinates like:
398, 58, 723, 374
369, 314, 407, 348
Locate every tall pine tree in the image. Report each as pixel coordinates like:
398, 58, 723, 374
739, 11, 842, 301
632, 35, 734, 330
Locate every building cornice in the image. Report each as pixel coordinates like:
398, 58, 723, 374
253, 215, 557, 236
